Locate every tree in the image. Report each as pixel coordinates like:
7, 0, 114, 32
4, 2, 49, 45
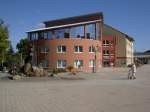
0, 19, 9, 66
16, 38, 28, 59
8, 43, 14, 54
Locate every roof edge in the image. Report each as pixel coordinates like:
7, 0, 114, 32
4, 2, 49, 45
43, 12, 103, 24
104, 24, 134, 42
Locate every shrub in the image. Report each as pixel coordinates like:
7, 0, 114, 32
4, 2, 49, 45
50, 68, 67, 77
66, 65, 74, 72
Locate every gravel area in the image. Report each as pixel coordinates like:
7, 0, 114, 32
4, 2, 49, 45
0, 65, 150, 112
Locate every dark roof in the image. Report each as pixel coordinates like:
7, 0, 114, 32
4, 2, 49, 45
43, 12, 103, 28
134, 52, 150, 56
144, 50, 150, 53
103, 24, 134, 42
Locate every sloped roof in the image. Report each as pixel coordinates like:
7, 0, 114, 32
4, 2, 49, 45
103, 24, 134, 42
43, 12, 103, 28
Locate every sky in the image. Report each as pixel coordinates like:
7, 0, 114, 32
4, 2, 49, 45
0, 0, 150, 52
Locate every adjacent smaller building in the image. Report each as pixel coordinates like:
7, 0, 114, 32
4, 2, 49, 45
103, 24, 134, 67
134, 51, 150, 64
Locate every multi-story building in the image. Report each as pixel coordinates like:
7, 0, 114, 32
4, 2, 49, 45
27, 12, 103, 72
27, 12, 134, 72
103, 24, 134, 67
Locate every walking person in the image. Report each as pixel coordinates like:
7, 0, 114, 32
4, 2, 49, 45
128, 63, 136, 80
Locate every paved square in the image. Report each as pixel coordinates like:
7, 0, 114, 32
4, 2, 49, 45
0, 65, 150, 112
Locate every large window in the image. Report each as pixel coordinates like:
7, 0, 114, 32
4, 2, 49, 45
86, 24, 96, 40
54, 28, 70, 39
57, 60, 67, 68
29, 22, 101, 40
38, 32, 44, 39
74, 60, 83, 68
57, 45, 66, 53
47, 31, 53, 39
30, 33, 38, 40
44, 32, 48, 39
74, 46, 83, 53
54, 29, 65, 39
70, 26, 84, 38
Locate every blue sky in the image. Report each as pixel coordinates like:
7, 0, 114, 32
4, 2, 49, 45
0, 0, 150, 52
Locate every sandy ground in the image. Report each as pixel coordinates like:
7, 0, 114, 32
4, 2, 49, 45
0, 64, 150, 112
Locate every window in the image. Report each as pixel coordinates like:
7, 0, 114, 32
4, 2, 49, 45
57, 60, 66, 68
54, 28, 70, 39
30, 33, 38, 40
54, 29, 64, 39
70, 26, 84, 38
31, 33, 35, 40
40, 60, 49, 68
89, 46, 95, 53
106, 40, 109, 45
44, 32, 48, 39
103, 40, 105, 45
103, 40, 109, 46
96, 22, 101, 40
57, 46, 66, 53
106, 50, 109, 54
103, 50, 109, 56
74, 46, 83, 53
86, 24, 96, 40
40, 46, 49, 53
89, 60, 95, 67
74, 60, 83, 68
47, 31, 53, 39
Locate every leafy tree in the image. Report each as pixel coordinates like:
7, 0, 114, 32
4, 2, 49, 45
5, 43, 15, 67
0, 19, 9, 64
8, 43, 14, 54
16, 38, 28, 59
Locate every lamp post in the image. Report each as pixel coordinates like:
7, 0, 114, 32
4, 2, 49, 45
1, 50, 4, 67
93, 44, 100, 73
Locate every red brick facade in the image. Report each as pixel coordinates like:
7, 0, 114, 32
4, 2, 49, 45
29, 38, 102, 72
102, 35, 116, 67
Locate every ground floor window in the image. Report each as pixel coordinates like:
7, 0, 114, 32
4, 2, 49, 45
103, 60, 110, 67
40, 60, 49, 68
74, 60, 83, 68
57, 60, 67, 68
89, 60, 95, 67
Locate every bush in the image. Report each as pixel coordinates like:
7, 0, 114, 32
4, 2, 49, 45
50, 68, 67, 77
56, 68, 67, 73
66, 65, 74, 72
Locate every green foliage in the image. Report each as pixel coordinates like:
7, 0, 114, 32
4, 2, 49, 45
8, 44, 14, 54
0, 19, 9, 63
16, 38, 28, 59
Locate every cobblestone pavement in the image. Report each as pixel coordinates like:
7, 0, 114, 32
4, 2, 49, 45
0, 65, 150, 112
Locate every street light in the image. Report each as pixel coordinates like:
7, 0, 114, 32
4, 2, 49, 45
93, 44, 100, 73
